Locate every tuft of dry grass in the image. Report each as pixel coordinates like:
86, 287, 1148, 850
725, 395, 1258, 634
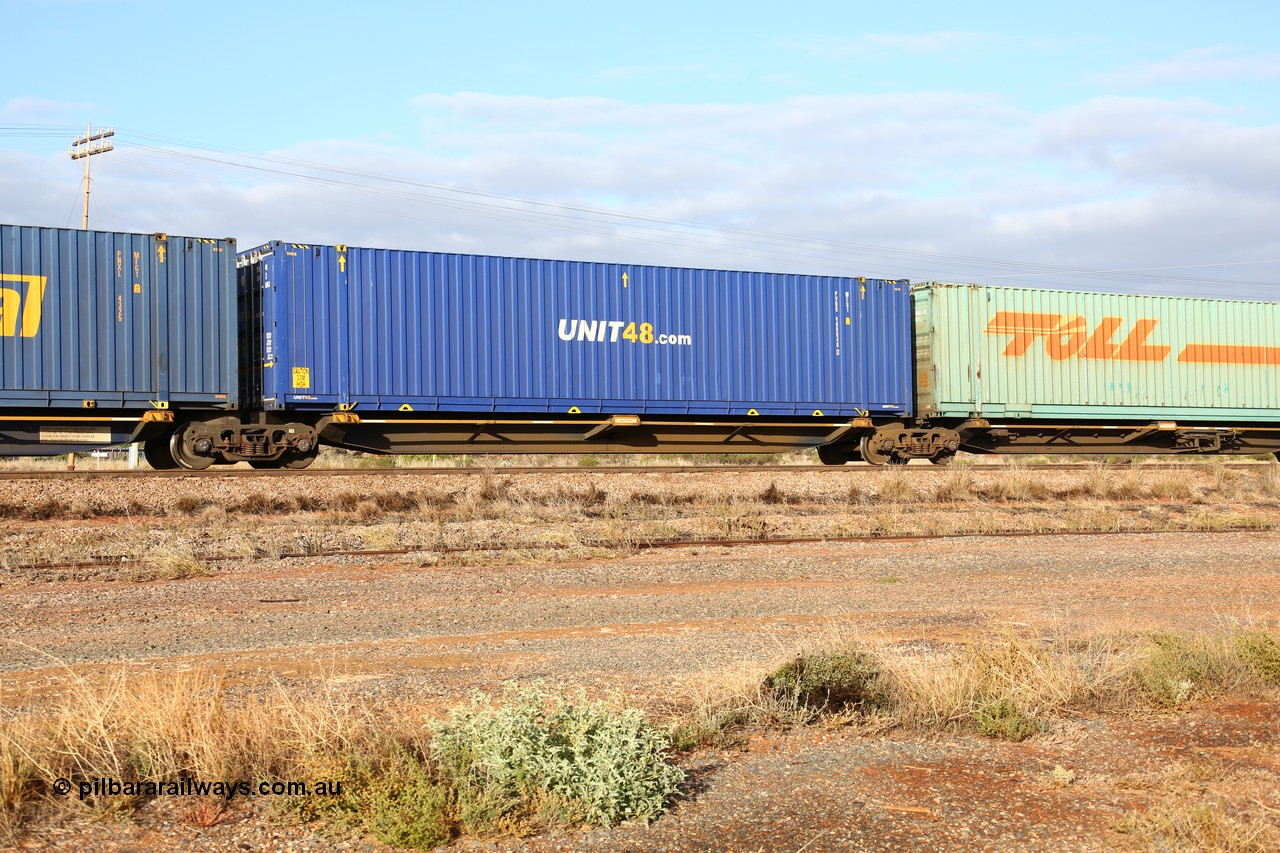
877, 470, 919, 504
0, 723, 35, 842
1119, 797, 1278, 852
933, 469, 974, 502
977, 464, 1050, 501
0, 665, 391, 842
1253, 463, 1280, 499
132, 542, 209, 581
759, 481, 788, 505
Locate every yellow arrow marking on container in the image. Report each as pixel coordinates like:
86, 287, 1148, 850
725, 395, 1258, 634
338, 254, 347, 272
568, 406, 582, 414
157, 246, 166, 263
622, 272, 629, 288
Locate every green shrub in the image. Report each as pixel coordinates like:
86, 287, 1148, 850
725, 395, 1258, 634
430, 686, 683, 836
763, 650, 884, 714
286, 749, 453, 851
361, 753, 453, 850
1233, 630, 1280, 685
1136, 633, 1220, 707
972, 697, 1039, 741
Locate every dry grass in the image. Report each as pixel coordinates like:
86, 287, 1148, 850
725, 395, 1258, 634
0, 667, 686, 849
129, 542, 209, 581
1120, 796, 1278, 851
674, 624, 1280, 746
1254, 464, 1280, 498
933, 469, 975, 501
0, 664, 390, 843
977, 463, 1051, 501
6, 464, 1280, 580
877, 470, 920, 504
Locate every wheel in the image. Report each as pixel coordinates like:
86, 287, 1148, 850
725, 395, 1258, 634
169, 421, 215, 471
859, 434, 896, 466
817, 444, 850, 466
143, 435, 179, 470
281, 451, 317, 469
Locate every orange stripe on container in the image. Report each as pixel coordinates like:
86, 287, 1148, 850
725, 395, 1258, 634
1177, 344, 1280, 365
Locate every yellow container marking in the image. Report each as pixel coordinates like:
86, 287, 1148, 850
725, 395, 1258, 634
0, 274, 47, 338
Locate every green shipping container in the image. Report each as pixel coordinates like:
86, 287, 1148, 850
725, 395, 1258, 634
913, 282, 1280, 422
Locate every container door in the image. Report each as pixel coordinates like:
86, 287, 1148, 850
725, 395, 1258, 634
152, 235, 169, 406
967, 284, 983, 415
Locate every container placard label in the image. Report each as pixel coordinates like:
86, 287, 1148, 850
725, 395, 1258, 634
292, 367, 311, 389
40, 426, 111, 444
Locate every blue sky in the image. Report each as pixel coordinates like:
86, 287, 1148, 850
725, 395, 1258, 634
2, 0, 1278, 297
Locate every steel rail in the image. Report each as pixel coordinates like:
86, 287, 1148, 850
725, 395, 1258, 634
0, 462, 1273, 480
14, 526, 1275, 574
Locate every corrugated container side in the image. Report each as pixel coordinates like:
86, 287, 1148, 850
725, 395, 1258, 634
243, 243, 914, 417
0, 224, 237, 408
915, 282, 1280, 421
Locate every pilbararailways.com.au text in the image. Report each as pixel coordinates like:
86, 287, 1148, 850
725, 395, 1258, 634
56, 777, 343, 801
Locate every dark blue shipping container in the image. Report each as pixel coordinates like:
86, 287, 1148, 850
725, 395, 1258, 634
239, 242, 913, 418
0, 224, 238, 410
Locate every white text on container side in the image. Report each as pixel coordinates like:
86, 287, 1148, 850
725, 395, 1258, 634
557, 319, 693, 346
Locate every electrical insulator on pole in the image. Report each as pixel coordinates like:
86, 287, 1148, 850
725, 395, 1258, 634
69, 124, 114, 230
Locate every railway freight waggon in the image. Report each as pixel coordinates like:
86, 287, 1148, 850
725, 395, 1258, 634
0, 224, 244, 463
232, 240, 913, 463
908, 282, 1280, 461
2, 222, 1278, 468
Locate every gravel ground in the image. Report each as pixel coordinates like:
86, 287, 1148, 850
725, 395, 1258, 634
2, 468, 1279, 851
4, 531, 1279, 699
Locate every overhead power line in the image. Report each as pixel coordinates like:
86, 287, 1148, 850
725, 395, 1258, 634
6, 123, 1278, 290
120, 139, 1280, 289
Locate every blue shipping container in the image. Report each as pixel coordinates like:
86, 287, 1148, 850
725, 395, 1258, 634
239, 242, 913, 418
0, 224, 238, 409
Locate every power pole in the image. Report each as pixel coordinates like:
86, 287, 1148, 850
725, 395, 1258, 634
69, 124, 114, 229
68, 124, 119, 470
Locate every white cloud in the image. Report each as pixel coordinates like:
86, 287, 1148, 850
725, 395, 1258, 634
1095, 47, 1280, 87
2, 91, 1277, 298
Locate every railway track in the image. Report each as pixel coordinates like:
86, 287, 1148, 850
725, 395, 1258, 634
14, 525, 1274, 574
1, 461, 1273, 479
